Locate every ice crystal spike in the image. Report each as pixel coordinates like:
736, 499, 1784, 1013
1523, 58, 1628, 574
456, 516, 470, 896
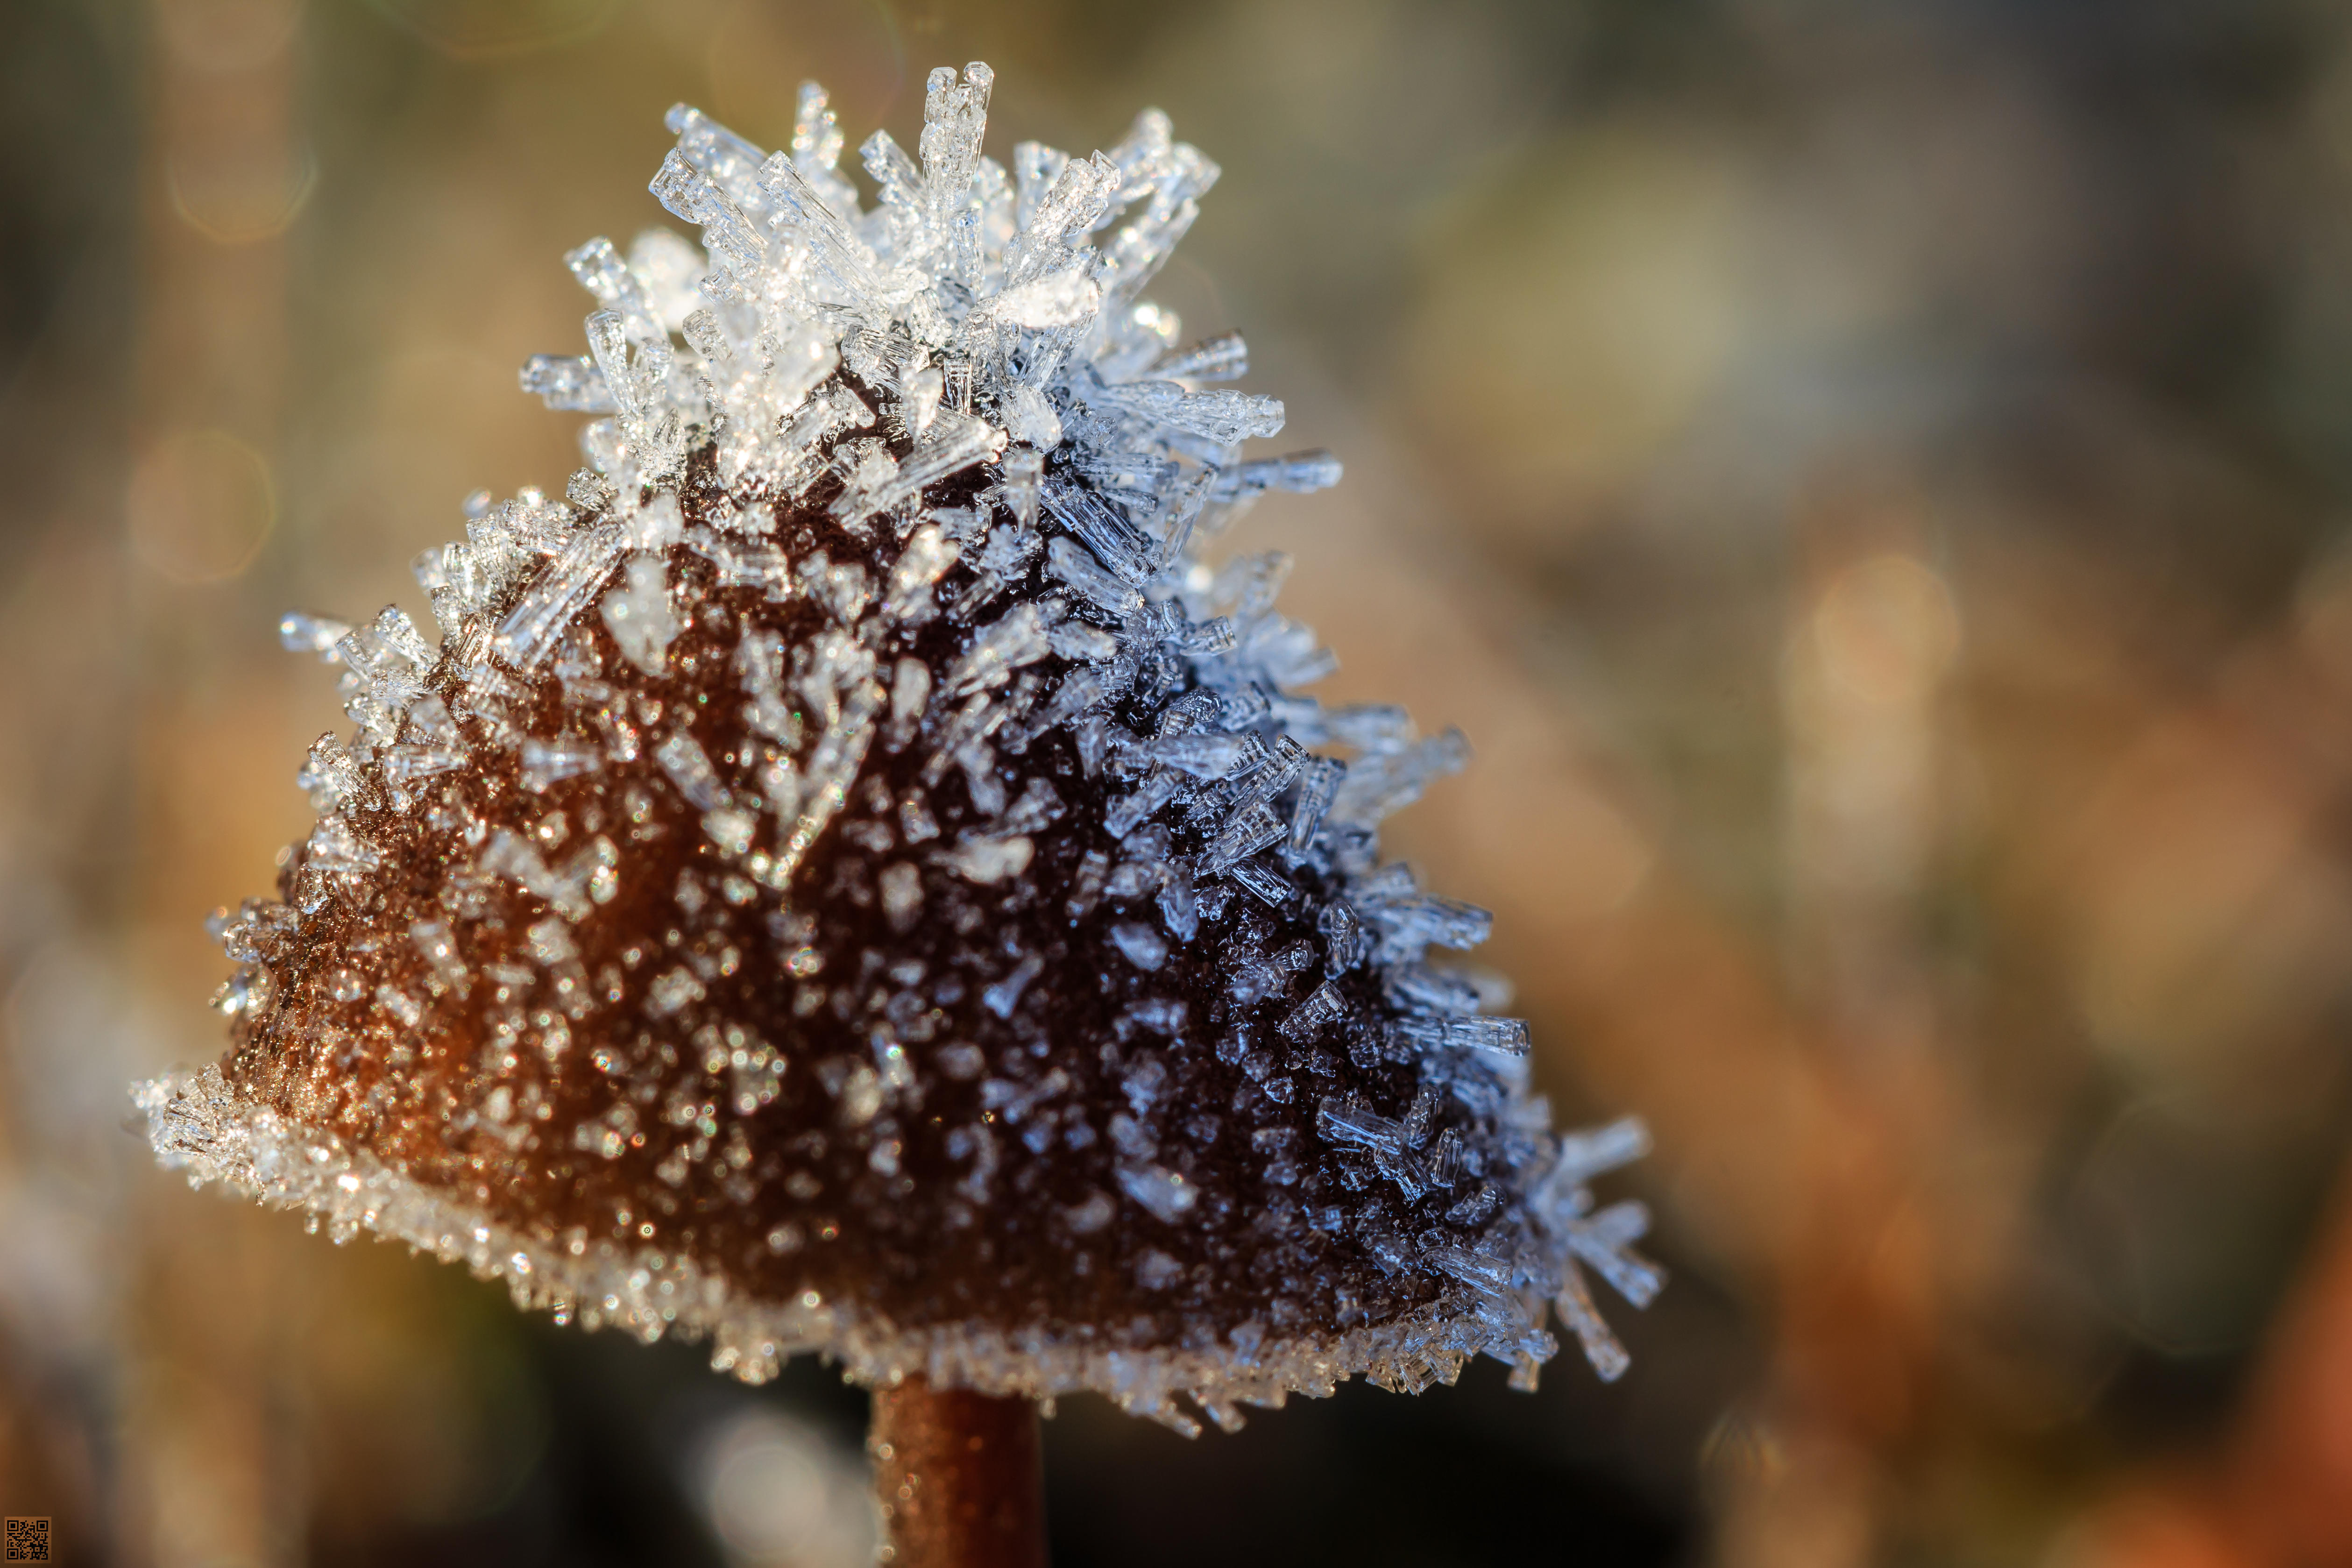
136, 66, 1658, 1433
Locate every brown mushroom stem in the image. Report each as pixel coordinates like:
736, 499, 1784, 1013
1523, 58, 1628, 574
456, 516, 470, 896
871, 1377, 1048, 1568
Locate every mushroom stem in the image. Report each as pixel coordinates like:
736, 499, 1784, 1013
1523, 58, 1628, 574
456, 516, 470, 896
871, 1376, 1048, 1568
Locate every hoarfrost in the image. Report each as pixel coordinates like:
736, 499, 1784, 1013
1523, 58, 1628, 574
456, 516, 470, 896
139, 60, 1658, 1438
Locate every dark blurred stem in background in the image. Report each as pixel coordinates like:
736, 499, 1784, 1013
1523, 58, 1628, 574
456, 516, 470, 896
870, 1377, 1048, 1568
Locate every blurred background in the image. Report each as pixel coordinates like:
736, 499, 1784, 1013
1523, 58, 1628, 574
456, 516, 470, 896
8, 0, 2352, 1562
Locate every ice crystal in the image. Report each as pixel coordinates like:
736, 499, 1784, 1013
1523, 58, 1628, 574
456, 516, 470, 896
137, 64, 1658, 1435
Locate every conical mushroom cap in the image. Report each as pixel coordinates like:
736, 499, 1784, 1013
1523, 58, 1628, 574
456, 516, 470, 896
138, 66, 1658, 1434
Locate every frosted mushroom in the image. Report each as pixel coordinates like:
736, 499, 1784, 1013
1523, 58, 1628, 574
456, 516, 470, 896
137, 63, 1661, 1564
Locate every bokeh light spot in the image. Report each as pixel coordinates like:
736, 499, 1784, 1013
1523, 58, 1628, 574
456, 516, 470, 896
1810, 554, 1960, 707
126, 429, 276, 583
167, 139, 317, 245
697, 1407, 873, 1568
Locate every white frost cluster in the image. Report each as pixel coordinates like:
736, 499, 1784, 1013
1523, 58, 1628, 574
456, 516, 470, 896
138, 62, 1660, 1434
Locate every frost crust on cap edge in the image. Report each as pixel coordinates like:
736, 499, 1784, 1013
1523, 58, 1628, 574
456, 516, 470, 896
138, 1064, 1594, 1434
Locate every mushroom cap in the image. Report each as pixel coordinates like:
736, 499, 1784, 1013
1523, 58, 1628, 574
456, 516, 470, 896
137, 65, 1657, 1435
